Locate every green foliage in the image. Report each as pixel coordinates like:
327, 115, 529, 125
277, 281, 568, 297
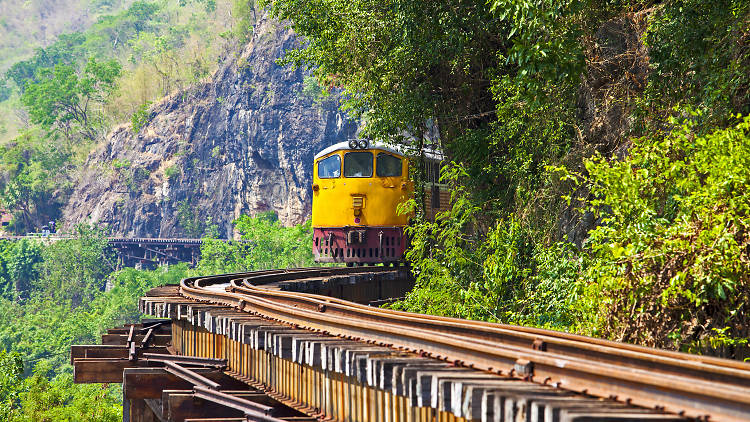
0, 79, 12, 102
264, 0, 508, 143
300, 74, 328, 105
0, 359, 121, 422
452, 77, 574, 213
36, 225, 114, 306
164, 165, 180, 181
12, 363, 120, 422
393, 166, 580, 328
0, 253, 187, 381
569, 113, 750, 353
232, 0, 257, 42
111, 158, 131, 169
642, 0, 750, 124
5, 1, 160, 92
0, 350, 23, 420
0, 130, 71, 234
196, 212, 316, 273
21, 57, 122, 141
130, 101, 152, 133
177, 200, 209, 237
124, 1, 160, 30
3, 240, 44, 299
0, 232, 190, 419
6, 32, 88, 92
490, 0, 584, 93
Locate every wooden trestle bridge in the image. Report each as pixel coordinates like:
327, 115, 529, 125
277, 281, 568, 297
71, 267, 750, 422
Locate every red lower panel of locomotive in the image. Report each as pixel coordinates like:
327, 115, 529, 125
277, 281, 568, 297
313, 227, 406, 264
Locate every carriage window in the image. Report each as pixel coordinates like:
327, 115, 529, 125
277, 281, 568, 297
376, 153, 402, 177
317, 155, 341, 178
344, 152, 373, 177
424, 160, 442, 184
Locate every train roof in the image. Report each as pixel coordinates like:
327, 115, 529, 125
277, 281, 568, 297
314, 140, 443, 161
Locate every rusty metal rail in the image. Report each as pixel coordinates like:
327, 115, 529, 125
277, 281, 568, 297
164, 361, 223, 390
192, 386, 283, 420
171, 267, 750, 422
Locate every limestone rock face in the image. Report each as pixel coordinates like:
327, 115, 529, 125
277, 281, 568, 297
63, 17, 357, 238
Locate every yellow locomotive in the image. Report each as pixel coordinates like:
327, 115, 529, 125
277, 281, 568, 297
312, 139, 448, 264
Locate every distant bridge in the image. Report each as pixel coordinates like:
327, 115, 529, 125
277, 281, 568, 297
108, 237, 206, 269
0, 236, 246, 269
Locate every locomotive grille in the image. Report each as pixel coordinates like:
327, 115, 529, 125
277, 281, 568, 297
347, 230, 366, 244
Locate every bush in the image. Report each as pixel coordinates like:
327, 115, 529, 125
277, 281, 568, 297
164, 164, 180, 181
0, 350, 23, 420
36, 225, 113, 306
3, 239, 43, 299
572, 112, 750, 356
300, 75, 328, 105
7, 361, 120, 422
130, 101, 152, 133
392, 166, 580, 328
196, 212, 316, 274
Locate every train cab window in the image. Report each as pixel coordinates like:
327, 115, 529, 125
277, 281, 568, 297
376, 153, 402, 177
318, 155, 341, 178
344, 152, 373, 177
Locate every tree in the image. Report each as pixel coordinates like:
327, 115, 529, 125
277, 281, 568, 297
196, 213, 316, 274
21, 58, 121, 141
264, 0, 508, 148
570, 114, 750, 355
37, 225, 114, 307
5, 32, 87, 92
232, 0, 257, 42
0, 350, 23, 420
0, 131, 70, 234
233, 212, 315, 270
0, 79, 12, 102
13, 362, 120, 422
6, 240, 43, 299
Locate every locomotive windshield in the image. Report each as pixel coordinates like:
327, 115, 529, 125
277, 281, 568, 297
318, 155, 341, 178
344, 152, 373, 177
376, 153, 402, 177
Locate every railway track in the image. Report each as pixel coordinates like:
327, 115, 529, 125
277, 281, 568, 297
136, 266, 750, 422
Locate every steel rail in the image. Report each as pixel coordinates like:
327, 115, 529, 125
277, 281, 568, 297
227, 276, 750, 385
218, 270, 750, 381
228, 272, 750, 373
178, 269, 750, 422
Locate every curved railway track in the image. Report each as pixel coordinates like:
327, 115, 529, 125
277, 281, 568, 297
173, 267, 750, 422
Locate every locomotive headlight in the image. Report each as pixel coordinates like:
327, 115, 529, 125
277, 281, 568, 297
357, 139, 369, 149
348, 140, 358, 149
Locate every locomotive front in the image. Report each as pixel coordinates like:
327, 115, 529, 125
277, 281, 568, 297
311, 140, 413, 264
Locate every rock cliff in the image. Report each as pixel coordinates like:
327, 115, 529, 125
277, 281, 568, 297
62, 17, 358, 238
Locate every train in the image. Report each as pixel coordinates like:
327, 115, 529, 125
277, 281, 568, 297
311, 139, 449, 265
